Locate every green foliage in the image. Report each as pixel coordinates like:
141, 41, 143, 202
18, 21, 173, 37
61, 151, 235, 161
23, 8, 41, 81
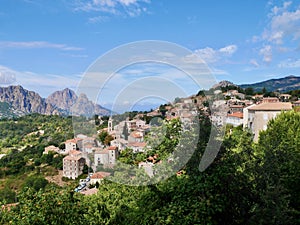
251, 111, 300, 224
22, 175, 49, 192
0, 186, 16, 204
98, 131, 108, 144
245, 87, 254, 96
1, 187, 86, 225
145, 118, 181, 160
122, 122, 129, 140
104, 134, 114, 146
1, 112, 300, 224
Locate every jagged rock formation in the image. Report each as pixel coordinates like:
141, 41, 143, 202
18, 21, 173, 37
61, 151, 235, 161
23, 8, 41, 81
0, 85, 60, 115
46, 88, 110, 116
0, 86, 110, 118
212, 80, 237, 89
46, 88, 78, 112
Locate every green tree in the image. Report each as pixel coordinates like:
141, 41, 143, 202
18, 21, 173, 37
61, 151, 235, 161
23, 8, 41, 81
245, 87, 254, 96
0, 186, 16, 204
104, 134, 114, 146
251, 111, 300, 224
122, 122, 129, 140
23, 176, 49, 192
98, 131, 108, 144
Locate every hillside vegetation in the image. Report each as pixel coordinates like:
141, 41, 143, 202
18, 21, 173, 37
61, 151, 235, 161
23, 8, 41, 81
0, 112, 299, 224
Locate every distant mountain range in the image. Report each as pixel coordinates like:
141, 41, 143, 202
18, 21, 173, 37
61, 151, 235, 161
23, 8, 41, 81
0, 86, 110, 118
240, 75, 300, 92
0, 75, 299, 118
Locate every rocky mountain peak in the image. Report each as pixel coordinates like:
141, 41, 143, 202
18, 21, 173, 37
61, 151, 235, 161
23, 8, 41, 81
46, 88, 78, 111
0, 85, 60, 115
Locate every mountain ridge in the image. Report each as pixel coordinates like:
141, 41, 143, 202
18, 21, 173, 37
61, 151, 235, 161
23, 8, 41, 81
0, 85, 110, 118
239, 75, 300, 92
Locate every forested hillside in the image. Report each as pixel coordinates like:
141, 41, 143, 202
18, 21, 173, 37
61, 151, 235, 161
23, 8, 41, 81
0, 112, 299, 224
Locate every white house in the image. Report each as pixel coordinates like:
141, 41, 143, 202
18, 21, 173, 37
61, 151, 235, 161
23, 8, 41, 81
65, 139, 78, 153
226, 112, 243, 127
243, 102, 292, 141
128, 142, 147, 153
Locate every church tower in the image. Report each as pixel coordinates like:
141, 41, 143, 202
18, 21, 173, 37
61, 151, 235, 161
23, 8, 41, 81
108, 117, 113, 132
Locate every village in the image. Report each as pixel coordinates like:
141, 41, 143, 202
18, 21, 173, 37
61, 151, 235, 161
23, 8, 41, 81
41, 86, 300, 194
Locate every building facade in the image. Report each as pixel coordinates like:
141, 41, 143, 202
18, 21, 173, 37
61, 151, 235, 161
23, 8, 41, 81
63, 150, 85, 179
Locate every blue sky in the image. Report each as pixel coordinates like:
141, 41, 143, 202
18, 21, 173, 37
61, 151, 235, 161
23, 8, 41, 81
0, 0, 300, 111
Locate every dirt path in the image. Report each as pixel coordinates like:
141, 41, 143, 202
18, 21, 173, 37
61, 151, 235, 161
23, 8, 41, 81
45, 170, 67, 187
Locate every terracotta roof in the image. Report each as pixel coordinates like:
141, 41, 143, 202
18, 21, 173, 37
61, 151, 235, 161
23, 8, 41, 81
227, 112, 243, 119
248, 102, 292, 111
45, 145, 59, 151
130, 131, 143, 138
66, 139, 77, 144
66, 138, 82, 144
83, 143, 94, 148
91, 172, 111, 179
69, 150, 82, 156
107, 146, 118, 151
63, 155, 83, 161
128, 142, 147, 147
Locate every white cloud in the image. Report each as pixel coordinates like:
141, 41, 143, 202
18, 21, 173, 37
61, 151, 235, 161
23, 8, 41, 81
278, 58, 300, 68
264, 2, 300, 44
259, 45, 272, 63
0, 41, 83, 51
192, 44, 238, 64
88, 15, 109, 23
219, 45, 238, 55
249, 59, 260, 67
73, 0, 150, 17
0, 65, 81, 97
60, 53, 89, 58
270, 1, 292, 16
0, 66, 17, 84
194, 47, 217, 63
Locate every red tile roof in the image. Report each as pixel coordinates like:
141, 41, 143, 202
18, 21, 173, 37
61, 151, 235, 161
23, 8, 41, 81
63, 155, 83, 161
69, 150, 82, 156
91, 172, 111, 179
107, 146, 118, 151
227, 112, 243, 119
248, 102, 292, 111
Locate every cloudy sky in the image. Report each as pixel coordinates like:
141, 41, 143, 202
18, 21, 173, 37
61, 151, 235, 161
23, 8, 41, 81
0, 0, 300, 111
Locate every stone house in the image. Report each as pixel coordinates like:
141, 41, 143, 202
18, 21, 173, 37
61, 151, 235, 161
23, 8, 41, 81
63, 150, 85, 179
94, 146, 119, 168
243, 102, 292, 141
